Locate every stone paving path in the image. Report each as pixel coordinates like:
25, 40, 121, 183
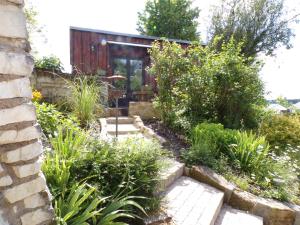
215, 205, 263, 225
163, 176, 224, 225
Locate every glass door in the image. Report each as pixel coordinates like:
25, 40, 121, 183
112, 57, 144, 106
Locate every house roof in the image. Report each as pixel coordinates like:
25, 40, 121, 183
267, 104, 287, 111
70, 26, 192, 45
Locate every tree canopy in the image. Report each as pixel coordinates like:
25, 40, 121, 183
137, 0, 200, 41
208, 0, 299, 57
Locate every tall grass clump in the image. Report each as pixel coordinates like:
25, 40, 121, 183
69, 77, 100, 127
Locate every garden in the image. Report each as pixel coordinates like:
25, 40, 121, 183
34, 36, 300, 225
148, 38, 300, 205
33, 72, 170, 224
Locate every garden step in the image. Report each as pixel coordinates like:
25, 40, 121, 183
163, 176, 224, 225
156, 159, 185, 193
215, 205, 263, 225
106, 116, 134, 124
106, 124, 140, 135
107, 133, 150, 141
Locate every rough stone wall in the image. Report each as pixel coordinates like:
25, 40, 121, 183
0, 1, 54, 225
30, 69, 72, 102
128, 101, 160, 120
30, 70, 108, 104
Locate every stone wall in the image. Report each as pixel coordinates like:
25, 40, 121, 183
30, 69, 72, 102
128, 101, 160, 120
30, 69, 109, 104
0, 1, 54, 225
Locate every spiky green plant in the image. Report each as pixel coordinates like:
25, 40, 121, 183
55, 183, 146, 225
229, 131, 270, 174
69, 77, 100, 127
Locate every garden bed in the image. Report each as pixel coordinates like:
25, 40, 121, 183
144, 120, 189, 159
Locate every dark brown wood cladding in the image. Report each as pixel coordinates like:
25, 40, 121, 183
70, 27, 190, 86
70, 29, 155, 75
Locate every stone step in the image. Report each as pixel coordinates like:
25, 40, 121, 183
163, 176, 224, 225
215, 205, 263, 225
106, 116, 134, 124
107, 133, 149, 141
156, 159, 185, 194
106, 124, 140, 135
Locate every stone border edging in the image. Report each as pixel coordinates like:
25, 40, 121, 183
185, 165, 299, 225
132, 115, 167, 144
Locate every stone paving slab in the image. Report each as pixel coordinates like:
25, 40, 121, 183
106, 124, 140, 135
163, 176, 224, 225
215, 205, 263, 225
106, 116, 134, 124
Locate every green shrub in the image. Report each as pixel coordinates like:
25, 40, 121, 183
259, 114, 300, 153
149, 38, 265, 130
228, 131, 270, 175
43, 127, 148, 224
34, 102, 80, 138
70, 138, 167, 211
35, 55, 64, 72
68, 77, 101, 127
183, 123, 237, 166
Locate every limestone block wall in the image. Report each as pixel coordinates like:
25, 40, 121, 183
0, 1, 54, 225
128, 101, 160, 120
30, 69, 72, 102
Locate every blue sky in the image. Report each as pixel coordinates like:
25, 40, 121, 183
29, 0, 300, 100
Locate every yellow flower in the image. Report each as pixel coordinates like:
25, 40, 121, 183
32, 90, 43, 102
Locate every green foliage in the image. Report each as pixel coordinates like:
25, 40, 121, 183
228, 131, 270, 175
34, 102, 80, 138
55, 182, 145, 225
183, 123, 237, 166
182, 122, 300, 203
149, 38, 265, 130
55, 183, 100, 225
259, 114, 300, 153
137, 0, 200, 41
35, 55, 64, 72
68, 77, 101, 127
209, 0, 298, 57
42, 126, 87, 195
276, 96, 293, 108
43, 126, 148, 224
70, 138, 167, 211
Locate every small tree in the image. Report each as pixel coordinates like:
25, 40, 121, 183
137, 0, 200, 41
149, 38, 266, 130
208, 0, 299, 57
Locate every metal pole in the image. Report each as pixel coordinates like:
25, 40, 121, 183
115, 97, 118, 138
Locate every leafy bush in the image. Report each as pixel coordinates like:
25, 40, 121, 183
70, 138, 167, 211
228, 131, 270, 175
183, 123, 237, 166
34, 102, 79, 138
149, 38, 265, 130
182, 122, 300, 203
68, 77, 101, 127
259, 114, 300, 154
43, 127, 148, 224
35, 55, 64, 72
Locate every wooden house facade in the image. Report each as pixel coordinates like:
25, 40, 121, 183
70, 26, 190, 106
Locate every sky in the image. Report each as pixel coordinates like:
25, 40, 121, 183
28, 0, 300, 100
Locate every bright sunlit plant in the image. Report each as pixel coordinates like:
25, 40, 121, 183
68, 77, 101, 127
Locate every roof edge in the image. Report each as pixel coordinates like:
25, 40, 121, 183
70, 26, 193, 44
